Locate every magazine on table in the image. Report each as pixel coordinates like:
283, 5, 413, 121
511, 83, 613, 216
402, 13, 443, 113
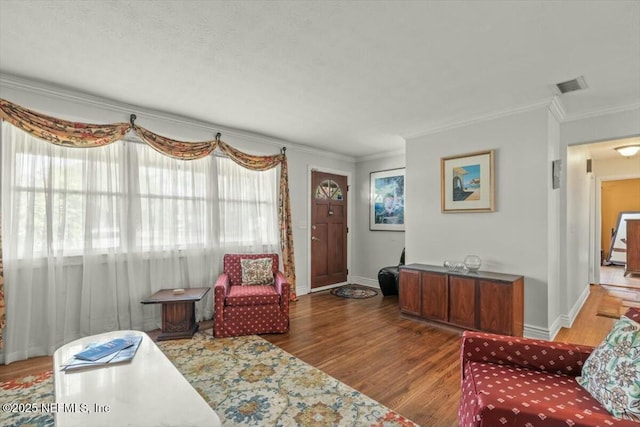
60, 335, 143, 372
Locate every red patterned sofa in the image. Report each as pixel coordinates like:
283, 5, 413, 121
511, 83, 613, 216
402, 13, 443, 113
459, 308, 640, 427
213, 253, 290, 338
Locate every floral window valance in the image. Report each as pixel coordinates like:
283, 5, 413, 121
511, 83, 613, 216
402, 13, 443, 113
0, 98, 130, 147
0, 98, 298, 349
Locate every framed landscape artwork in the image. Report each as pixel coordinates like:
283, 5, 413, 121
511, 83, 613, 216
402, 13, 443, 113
441, 150, 495, 213
370, 168, 405, 231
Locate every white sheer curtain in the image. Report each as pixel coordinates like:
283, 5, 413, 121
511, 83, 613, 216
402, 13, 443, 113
1, 123, 218, 363
216, 156, 280, 256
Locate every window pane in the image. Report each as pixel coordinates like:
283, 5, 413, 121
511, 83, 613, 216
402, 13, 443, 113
216, 157, 279, 249
134, 143, 214, 251
6, 133, 122, 256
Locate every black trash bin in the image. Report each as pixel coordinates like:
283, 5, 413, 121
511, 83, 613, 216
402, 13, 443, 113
377, 249, 405, 296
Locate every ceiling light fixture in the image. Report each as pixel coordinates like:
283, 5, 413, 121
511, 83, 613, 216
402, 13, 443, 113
614, 145, 640, 157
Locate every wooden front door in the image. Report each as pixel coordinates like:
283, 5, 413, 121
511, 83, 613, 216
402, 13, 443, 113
311, 171, 348, 289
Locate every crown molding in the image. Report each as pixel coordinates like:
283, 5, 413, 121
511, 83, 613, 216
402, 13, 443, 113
402, 96, 640, 141
356, 147, 406, 163
403, 97, 557, 140
0, 73, 356, 162
548, 96, 566, 122
563, 102, 640, 122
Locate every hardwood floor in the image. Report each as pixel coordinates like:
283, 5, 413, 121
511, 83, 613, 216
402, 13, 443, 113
600, 264, 640, 288
554, 284, 616, 346
0, 284, 614, 426
264, 292, 462, 426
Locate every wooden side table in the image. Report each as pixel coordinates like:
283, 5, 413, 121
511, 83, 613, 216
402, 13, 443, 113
141, 287, 210, 340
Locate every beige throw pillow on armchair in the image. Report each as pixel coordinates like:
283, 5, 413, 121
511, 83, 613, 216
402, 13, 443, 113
241, 258, 275, 285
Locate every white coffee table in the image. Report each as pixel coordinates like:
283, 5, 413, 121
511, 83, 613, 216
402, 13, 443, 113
53, 330, 221, 427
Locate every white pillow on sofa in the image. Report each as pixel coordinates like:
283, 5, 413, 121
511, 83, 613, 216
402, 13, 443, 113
577, 315, 640, 421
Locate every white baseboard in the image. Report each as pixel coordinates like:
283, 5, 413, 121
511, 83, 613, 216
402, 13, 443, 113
294, 285, 308, 296
524, 284, 591, 340
552, 284, 591, 339
310, 282, 348, 293
523, 323, 553, 340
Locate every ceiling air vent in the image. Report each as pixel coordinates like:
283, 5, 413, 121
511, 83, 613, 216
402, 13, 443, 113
555, 76, 588, 94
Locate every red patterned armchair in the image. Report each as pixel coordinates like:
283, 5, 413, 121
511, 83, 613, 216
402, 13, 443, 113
213, 253, 290, 338
459, 307, 640, 427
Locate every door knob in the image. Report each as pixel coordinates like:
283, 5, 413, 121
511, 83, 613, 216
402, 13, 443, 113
312, 236, 319, 241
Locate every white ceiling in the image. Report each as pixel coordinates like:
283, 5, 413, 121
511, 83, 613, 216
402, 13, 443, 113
581, 136, 640, 160
0, 1, 639, 159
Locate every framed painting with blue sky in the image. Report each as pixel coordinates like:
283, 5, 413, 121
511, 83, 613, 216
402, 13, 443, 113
370, 168, 405, 231
441, 150, 495, 213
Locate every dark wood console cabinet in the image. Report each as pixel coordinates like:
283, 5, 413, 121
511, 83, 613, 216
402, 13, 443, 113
399, 264, 524, 336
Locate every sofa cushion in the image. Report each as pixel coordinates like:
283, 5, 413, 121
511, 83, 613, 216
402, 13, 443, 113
241, 257, 274, 285
576, 315, 640, 422
225, 285, 280, 307
464, 360, 635, 426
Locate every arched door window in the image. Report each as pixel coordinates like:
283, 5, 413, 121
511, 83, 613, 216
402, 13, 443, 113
315, 179, 343, 201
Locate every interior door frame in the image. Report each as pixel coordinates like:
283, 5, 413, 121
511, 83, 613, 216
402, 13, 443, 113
591, 173, 640, 284
307, 165, 353, 294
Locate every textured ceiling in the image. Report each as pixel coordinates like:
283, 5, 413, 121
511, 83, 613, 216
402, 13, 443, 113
0, 0, 639, 158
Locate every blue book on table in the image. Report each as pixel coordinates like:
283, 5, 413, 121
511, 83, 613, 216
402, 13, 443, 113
73, 338, 134, 361
62, 336, 143, 371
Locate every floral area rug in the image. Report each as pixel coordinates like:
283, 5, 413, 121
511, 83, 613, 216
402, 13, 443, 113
330, 284, 379, 299
1, 370, 54, 427
158, 330, 416, 426
1, 330, 417, 427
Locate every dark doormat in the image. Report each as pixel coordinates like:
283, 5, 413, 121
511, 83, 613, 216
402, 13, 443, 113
330, 284, 379, 299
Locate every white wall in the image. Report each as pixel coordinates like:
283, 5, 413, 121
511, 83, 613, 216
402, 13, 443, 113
546, 110, 562, 334
563, 143, 591, 329
562, 108, 640, 147
406, 107, 554, 335
0, 78, 356, 297
351, 153, 406, 286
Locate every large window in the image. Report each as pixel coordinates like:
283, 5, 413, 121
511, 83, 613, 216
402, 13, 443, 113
2, 123, 279, 259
